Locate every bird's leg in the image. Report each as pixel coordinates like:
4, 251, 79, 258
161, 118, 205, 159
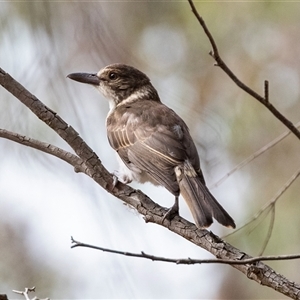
162, 196, 179, 224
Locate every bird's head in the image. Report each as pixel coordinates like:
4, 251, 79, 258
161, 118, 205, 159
67, 63, 160, 109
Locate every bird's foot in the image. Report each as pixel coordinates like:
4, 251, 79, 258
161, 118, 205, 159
111, 170, 132, 190
112, 174, 119, 189
162, 196, 179, 225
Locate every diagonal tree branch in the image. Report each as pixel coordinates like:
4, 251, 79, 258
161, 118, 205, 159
187, 0, 300, 140
1, 68, 300, 299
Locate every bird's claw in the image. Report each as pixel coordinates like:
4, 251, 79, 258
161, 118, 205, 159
112, 174, 119, 189
111, 170, 132, 190
162, 196, 179, 224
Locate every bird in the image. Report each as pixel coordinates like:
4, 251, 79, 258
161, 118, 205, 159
67, 63, 235, 229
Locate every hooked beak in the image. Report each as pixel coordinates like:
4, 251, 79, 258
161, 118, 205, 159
67, 72, 100, 85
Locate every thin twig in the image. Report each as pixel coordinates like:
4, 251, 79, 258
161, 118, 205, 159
71, 237, 300, 265
187, 0, 300, 139
225, 168, 300, 237
210, 121, 300, 189
258, 205, 275, 256
12, 287, 36, 300
264, 80, 269, 103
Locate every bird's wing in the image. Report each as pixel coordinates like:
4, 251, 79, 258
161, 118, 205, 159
106, 101, 202, 194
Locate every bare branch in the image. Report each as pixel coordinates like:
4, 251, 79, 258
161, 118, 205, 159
187, 0, 300, 140
0, 128, 87, 173
71, 237, 300, 265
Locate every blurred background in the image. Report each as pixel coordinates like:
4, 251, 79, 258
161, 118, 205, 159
1, 1, 300, 299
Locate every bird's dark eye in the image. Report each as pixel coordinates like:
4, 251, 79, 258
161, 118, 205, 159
108, 72, 117, 80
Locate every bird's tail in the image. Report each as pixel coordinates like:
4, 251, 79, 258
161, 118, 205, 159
175, 163, 236, 229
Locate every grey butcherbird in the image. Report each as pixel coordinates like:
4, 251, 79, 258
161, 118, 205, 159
67, 63, 235, 229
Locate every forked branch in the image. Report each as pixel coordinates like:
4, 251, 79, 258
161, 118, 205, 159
0, 128, 87, 173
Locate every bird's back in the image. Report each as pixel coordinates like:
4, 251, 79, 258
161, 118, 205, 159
106, 99, 204, 194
